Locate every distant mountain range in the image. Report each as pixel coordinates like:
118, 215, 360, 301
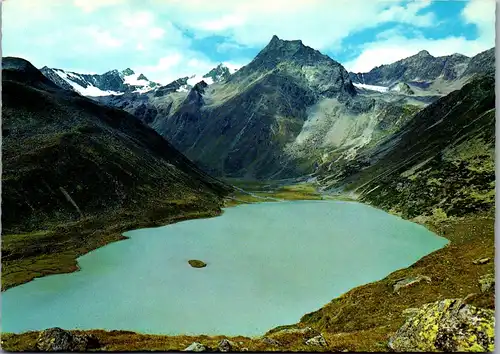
349, 49, 494, 86
37, 36, 494, 181
40, 67, 161, 96
40, 63, 238, 98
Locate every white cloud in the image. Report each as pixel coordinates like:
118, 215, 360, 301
151, 0, 436, 50
344, 35, 494, 73
376, 0, 435, 27
86, 26, 123, 48
344, 0, 496, 73
462, 0, 495, 41
73, 0, 123, 13
121, 11, 155, 28
149, 27, 166, 39
216, 41, 246, 53
197, 14, 246, 31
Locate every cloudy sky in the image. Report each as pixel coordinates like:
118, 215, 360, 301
3, 0, 496, 84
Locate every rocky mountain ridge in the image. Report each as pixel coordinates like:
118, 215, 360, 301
349, 48, 494, 92
40, 62, 236, 98
40, 66, 161, 96
38, 39, 495, 181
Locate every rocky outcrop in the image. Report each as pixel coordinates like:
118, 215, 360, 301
390, 82, 414, 95
305, 334, 328, 347
217, 339, 234, 352
183, 342, 207, 352
479, 273, 495, 293
392, 275, 431, 293
271, 326, 318, 336
36, 327, 100, 351
261, 337, 282, 346
473, 257, 491, 265
388, 299, 495, 352
203, 64, 231, 83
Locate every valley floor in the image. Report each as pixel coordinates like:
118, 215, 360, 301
1, 185, 495, 352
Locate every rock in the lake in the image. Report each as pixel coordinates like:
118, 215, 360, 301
305, 334, 327, 347
388, 299, 495, 352
473, 257, 491, 265
188, 260, 207, 268
479, 273, 495, 293
392, 275, 431, 293
183, 342, 207, 352
218, 339, 234, 352
36, 327, 100, 351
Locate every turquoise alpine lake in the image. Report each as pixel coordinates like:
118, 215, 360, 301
2, 201, 448, 336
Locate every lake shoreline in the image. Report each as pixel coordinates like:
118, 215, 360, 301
1, 186, 494, 351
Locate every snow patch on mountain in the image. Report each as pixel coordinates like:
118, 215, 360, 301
124, 73, 150, 87
176, 86, 190, 93
187, 74, 214, 86
353, 83, 389, 93
53, 69, 124, 96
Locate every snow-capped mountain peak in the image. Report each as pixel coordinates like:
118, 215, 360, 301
40, 66, 160, 97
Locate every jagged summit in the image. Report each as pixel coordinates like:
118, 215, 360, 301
416, 50, 432, 57
232, 35, 356, 99
202, 63, 231, 83
122, 68, 135, 76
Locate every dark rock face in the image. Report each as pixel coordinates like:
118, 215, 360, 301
36, 327, 100, 351
349, 47, 494, 86
461, 48, 495, 78
153, 77, 189, 97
